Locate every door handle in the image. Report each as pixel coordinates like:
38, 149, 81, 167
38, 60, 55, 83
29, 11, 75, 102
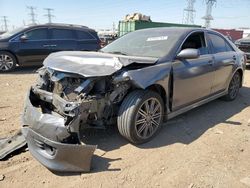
43, 44, 57, 47
208, 60, 213, 65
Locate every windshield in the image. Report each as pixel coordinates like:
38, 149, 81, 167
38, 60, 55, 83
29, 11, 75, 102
101, 29, 180, 58
0, 26, 28, 39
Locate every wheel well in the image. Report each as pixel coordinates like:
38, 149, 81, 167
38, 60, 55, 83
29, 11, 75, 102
146, 84, 167, 107
0, 50, 19, 65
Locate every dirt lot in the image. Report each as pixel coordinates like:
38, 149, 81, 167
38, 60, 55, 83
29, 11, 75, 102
0, 66, 250, 188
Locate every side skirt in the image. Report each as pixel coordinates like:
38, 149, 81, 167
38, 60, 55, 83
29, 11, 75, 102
167, 90, 228, 120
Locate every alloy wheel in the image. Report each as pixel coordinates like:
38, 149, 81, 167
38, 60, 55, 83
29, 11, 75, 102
0, 54, 14, 71
228, 73, 240, 99
135, 97, 163, 139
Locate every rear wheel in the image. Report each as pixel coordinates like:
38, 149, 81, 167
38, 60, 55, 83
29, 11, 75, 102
0, 52, 17, 72
223, 72, 241, 101
117, 90, 164, 144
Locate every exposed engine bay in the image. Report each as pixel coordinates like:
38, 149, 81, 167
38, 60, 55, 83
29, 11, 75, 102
30, 67, 131, 143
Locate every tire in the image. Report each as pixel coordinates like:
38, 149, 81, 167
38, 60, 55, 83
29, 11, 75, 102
117, 90, 164, 144
0, 51, 17, 72
223, 72, 241, 101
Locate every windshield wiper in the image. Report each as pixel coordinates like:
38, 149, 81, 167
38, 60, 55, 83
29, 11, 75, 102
107, 51, 128, 56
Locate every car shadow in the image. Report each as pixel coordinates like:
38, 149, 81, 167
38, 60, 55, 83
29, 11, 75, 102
79, 86, 250, 173
0, 66, 41, 74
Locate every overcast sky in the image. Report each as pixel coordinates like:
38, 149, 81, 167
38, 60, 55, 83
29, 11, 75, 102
0, 0, 250, 30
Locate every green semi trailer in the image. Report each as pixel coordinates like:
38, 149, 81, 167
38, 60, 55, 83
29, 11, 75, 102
118, 20, 201, 37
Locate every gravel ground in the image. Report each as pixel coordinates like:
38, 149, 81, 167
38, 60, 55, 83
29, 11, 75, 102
0, 66, 250, 188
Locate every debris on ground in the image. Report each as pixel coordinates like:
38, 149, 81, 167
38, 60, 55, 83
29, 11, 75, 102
0, 130, 27, 160
94, 149, 107, 157
188, 183, 195, 188
214, 129, 223, 134
0, 118, 6, 122
0, 174, 5, 181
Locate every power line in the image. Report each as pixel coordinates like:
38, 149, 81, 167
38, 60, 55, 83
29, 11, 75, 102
44, 8, 55, 23
183, 0, 196, 25
1, 16, 8, 31
202, 0, 217, 28
27, 6, 37, 24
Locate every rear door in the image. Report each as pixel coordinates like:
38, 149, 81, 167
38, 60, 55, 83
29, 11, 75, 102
207, 32, 237, 93
172, 31, 215, 111
15, 28, 49, 65
76, 30, 100, 51
48, 28, 77, 52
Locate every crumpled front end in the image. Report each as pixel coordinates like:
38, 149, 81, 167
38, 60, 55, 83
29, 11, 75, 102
21, 66, 131, 172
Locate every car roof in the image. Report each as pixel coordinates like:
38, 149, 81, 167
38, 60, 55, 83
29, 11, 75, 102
134, 27, 208, 35
23, 23, 96, 32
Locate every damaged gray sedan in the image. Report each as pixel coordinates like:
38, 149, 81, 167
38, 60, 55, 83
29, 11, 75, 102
21, 28, 245, 172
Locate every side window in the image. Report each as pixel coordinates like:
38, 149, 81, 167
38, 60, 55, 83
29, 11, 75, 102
208, 33, 234, 53
51, 29, 75, 39
25, 29, 48, 40
181, 32, 208, 55
76, 30, 95, 40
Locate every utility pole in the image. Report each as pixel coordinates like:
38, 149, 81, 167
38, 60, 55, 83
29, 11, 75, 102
112, 22, 116, 33
44, 8, 54, 23
2, 16, 8, 31
202, 0, 217, 28
27, 6, 37, 24
183, 0, 196, 25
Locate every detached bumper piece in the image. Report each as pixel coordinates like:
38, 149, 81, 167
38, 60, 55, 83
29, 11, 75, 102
22, 127, 95, 172
22, 91, 96, 172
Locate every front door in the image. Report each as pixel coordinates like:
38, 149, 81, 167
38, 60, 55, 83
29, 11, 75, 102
15, 28, 50, 65
172, 31, 214, 111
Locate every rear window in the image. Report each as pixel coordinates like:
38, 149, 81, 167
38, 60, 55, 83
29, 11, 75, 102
208, 33, 234, 53
51, 28, 75, 39
76, 30, 95, 40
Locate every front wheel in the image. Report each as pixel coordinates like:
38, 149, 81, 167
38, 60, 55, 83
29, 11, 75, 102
223, 72, 241, 101
0, 52, 17, 72
117, 90, 164, 144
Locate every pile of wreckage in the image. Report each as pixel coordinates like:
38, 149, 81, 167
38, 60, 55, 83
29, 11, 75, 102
124, 13, 151, 22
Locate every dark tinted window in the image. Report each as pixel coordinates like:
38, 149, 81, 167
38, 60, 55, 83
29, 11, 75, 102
76, 30, 94, 40
51, 28, 74, 39
208, 33, 233, 53
25, 28, 48, 40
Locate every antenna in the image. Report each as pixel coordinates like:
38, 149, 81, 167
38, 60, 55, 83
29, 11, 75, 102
202, 0, 217, 28
27, 6, 37, 24
2, 16, 9, 31
44, 8, 55, 23
183, 0, 196, 25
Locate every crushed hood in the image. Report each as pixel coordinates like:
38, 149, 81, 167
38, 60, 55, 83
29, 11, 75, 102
43, 51, 158, 77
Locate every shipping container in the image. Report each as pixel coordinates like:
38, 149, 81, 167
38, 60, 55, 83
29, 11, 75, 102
213, 29, 243, 41
118, 20, 201, 37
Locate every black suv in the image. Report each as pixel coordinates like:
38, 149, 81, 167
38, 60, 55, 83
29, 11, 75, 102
0, 23, 101, 72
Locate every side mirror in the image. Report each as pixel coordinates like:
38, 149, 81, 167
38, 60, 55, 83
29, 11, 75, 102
20, 35, 28, 41
176, 48, 200, 59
